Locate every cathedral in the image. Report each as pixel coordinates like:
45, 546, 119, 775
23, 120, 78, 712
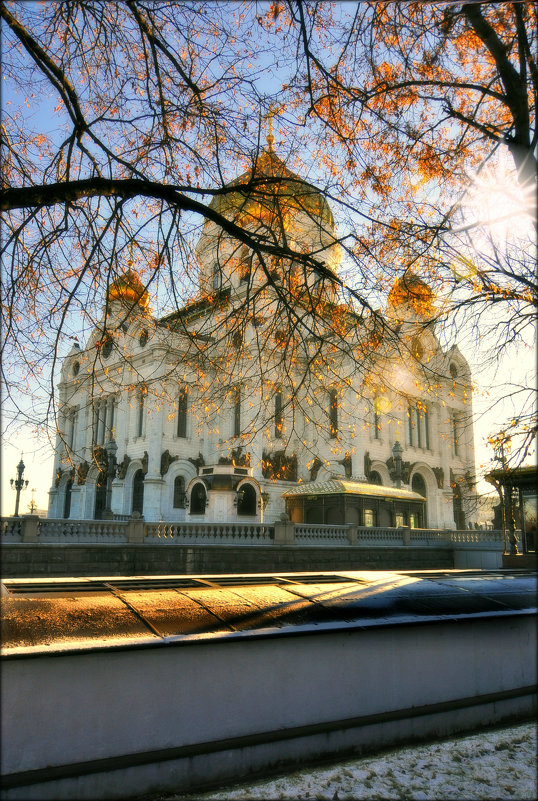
48, 146, 476, 530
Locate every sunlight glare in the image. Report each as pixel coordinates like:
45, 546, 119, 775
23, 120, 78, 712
461, 153, 536, 240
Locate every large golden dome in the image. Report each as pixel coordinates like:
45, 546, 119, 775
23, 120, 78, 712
107, 269, 150, 310
387, 273, 435, 319
208, 149, 335, 229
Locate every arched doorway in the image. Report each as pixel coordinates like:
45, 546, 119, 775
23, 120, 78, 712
412, 473, 426, 496
369, 470, 382, 485
132, 469, 145, 515
306, 506, 323, 524
63, 480, 73, 519
190, 482, 206, 515
94, 471, 107, 519
237, 483, 256, 516
453, 484, 465, 530
412, 473, 427, 527
326, 505, 344, 524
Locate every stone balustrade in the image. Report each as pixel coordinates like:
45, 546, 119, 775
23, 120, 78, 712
39, 519, 129, 543
0, 516, 507, 551
1, 518, 22, 541
447, 529, 505, 546
294, 524, 350, 545
145, 521, 275, 545
355, 527, 408, 545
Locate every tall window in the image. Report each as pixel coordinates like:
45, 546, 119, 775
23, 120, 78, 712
452, 412, 459, 455
132, 469, 144, 514
137, 387, 146, 437
92, 397, 115, 446
234, 387, 241, 437
274, 390, 283, 439
424, 405, 430, 450
173, 476, 185, 508
417, 404, 423, 449
63, 480, 73, 519
407, 406, 415, 447
373, 399, 380, 439
363, 509, 376, 527
177, 388, 188, 438
68, 409, 77, 450
94, 471, 107, 519
409, 402, 430, 450
329, 389, 338, 439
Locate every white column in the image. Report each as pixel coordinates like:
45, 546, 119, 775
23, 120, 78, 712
142, 398, 165, 521
69, 485, 83, 519
437, 402, 457, 528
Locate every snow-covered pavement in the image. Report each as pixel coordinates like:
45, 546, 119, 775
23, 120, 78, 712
165, 721, 537, 800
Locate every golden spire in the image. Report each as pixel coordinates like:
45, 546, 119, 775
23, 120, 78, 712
264, 105, 277, 151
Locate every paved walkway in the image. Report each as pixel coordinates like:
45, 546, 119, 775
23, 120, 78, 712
163, 721, 537, 800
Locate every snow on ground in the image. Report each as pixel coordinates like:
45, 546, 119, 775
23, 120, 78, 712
164, 721, 537, 801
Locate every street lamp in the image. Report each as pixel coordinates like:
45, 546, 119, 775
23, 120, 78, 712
10, 455, 29, 517
493, 432, 518, 555
103, 438, 118, 519
28, 488, 38, 514
392, 441, 403, 489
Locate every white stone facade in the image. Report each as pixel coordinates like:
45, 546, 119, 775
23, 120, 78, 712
48, 151, 476, 528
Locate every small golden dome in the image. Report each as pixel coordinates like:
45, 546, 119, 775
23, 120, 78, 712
387, 274, 435, 318
107, 270, 150, 310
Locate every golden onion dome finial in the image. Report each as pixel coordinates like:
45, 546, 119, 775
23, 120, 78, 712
107, 268, 150, 311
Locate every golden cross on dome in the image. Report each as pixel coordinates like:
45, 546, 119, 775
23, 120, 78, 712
264, 105, 277, 151
126, 239, 135, 269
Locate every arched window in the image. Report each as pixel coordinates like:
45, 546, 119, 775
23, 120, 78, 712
274, 390, 283, 439
412, 473, 427, 528
173, 476, 186, 508
63, 480, 73, 519
190, 482, 206, 515
132, 469, 145, 515
234, 387, 241, 437
177, 388, 188, 438
136, 386, 146, 437
237, 483, 257, 516
452, 411, 460, 455
407, 405, 415, 446
94, 471, 107, 519
329, 389, 338, 438
369, 471, 382, 485
373, 399, 381, 439
423, 405, 430, 449
232, 330, 243, 349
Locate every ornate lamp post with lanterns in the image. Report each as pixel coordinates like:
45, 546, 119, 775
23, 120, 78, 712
10, 455, 29, 517
103, 437, 118, 519
391, 441, 404, 489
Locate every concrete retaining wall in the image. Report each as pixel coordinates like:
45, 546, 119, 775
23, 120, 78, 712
0, 543, 454, 577
1, 614, 536, 800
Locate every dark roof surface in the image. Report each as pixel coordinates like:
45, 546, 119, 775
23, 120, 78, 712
2, 570, 536, 656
